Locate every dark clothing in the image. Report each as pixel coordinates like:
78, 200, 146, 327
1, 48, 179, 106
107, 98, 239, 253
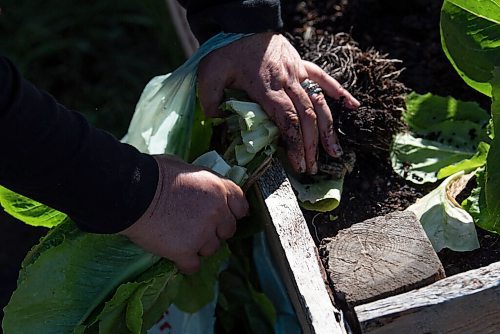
0, 0, 281, 233
178, 0, 282, 43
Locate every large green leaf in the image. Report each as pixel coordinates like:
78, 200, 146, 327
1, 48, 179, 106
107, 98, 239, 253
440, 0, 500, 96
484, 67, 500, 232
2, 222, 160, 334
391, 133, 476, 184
392, 92, 491, 184
404, 92, 490, 146
0, 186, 67, 228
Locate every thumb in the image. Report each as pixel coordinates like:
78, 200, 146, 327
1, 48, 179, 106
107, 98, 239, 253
223, 179, 249, 219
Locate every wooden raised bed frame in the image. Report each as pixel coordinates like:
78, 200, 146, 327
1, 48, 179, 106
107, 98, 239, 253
256, 159, 500, 334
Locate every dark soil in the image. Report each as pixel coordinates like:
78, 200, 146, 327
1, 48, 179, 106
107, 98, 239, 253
282, 0, 500, 275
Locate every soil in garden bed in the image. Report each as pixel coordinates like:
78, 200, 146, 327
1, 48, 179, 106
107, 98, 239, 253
282, 0, 500, 276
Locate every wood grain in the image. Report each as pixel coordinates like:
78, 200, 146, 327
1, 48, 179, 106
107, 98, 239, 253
256, 159, 347, 334
322, 211, 445, 308
356, 261, 500, 334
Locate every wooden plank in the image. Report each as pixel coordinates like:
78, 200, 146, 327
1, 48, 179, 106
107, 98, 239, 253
322, 211, 445, 308
255, 159, 347, 334
355, 261, 500, 334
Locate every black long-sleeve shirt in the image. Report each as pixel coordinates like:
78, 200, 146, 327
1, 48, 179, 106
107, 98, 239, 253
0, 0, 281, 233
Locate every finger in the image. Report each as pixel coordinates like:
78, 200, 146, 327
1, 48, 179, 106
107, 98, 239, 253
216, 212, 237, 240
198, 58, 229, 117
303, 61, 360, 109
309, 92, 343, 157
175, 255, 201, 275
223, 179, 249, 219
285, 83, 319, 174
198, 237, 221, 257
257, 90, 306, 172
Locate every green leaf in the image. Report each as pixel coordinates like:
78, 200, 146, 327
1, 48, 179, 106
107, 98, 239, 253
484, 67, 500, 231
0, 186, 67, 228
437, 141, 489, 179
2, 221, 160, 334
98, 282, 144, 334
173, 244, 230, 313
407, 172, 479, 252
440, 0, 500, 96
125, 283, 149, 334
391, 133, 476, 184
288, 174, 343, 212
404, 92, 490, 145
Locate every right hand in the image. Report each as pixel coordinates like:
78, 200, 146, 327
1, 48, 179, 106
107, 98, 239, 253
120, 155, 249, 274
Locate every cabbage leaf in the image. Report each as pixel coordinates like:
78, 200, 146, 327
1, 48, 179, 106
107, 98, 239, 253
441, 0, 500, 96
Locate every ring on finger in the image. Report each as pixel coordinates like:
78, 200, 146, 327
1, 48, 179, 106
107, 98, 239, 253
300, 79, 323, 97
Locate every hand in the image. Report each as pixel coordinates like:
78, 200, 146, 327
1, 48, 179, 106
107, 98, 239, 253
198, 32, 360, 174
119, 155, 249, 274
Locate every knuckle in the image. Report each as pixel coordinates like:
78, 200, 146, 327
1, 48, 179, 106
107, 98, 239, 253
302, 107, 317, 122
312, 92, 327, 105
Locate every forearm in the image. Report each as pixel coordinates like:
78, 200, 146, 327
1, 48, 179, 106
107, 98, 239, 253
0, 56, 158, 233
177, 0, 282, 42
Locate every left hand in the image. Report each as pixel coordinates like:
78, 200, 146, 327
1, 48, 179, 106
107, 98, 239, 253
198, 32, 360, 174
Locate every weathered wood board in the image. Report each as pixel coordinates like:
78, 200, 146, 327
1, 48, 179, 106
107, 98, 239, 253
320, 211, 445, 332
256, 159, 347, 334
322, 211, 445, 308
355, 261, 500, 333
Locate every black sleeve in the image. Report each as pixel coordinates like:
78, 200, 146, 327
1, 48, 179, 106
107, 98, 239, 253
177, 0, 282, 43
0, 56, 158, 234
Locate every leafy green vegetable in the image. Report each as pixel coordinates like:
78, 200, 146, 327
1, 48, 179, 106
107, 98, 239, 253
173, 245, 230, 313
484, 67, 500, 233
288, 175, 343, 212
440, 0, 500, 96
220, 100, 279, 166
192, 151, 248, 186
2, 222, 161, 334
89, 260, 178, 334
404, 92, 490, 148
437, 141, 489, 179
406, 172, 479, 252
222, 99, 344, 212
462, 167, 499, 234
391, 132, 476, 184
0, 186, 67, 228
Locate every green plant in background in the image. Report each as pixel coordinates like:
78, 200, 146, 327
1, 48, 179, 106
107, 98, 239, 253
0, 0, 185, 137
391, 0, 500, 248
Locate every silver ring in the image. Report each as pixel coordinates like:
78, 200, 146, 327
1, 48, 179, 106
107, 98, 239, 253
300, 79, 323, 96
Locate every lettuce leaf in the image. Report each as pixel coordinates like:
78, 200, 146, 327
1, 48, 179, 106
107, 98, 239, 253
2, 222, 161, 334
437, 141, 489, 179
0, 186, 67, 228
391, 132, 476, 184
392, 93, 490, 184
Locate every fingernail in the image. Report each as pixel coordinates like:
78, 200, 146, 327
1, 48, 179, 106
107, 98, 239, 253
347, 98, 361, 109
332, 144, 343, 157
300, 158, 306, 173
311, 162, 318, 175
